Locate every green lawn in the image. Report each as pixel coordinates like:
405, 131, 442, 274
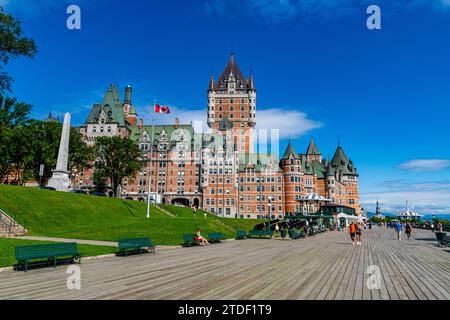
0, 185, 263, 245
0, 238, 116, 268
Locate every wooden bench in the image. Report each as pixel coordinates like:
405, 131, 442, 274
118, 237, 155, 256
235, 230, 247, 240
435, 232, 449, 247
15, 242, 81, 272
208, 232, 225, 243
183, 234, 201, 247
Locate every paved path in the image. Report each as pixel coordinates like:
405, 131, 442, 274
1, 226, 449, 300
15, 236, 180, 250
16, 236, 117, 247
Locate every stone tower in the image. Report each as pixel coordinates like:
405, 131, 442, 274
207, 53, 256, 154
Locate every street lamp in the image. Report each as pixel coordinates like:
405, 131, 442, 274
268, 196, 274, 231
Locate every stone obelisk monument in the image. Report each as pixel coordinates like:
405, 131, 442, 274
48, 112, 71, 191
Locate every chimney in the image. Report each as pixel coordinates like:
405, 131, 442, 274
174, 117, 179, 129
139, 118, 143, 129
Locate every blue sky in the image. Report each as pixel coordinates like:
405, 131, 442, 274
2, 0, 450, 214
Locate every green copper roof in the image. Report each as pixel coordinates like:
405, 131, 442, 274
84, 84, 125, 126
306, 138, 321, 155
129, 124, 195, 143
238, 153, 282, 172
282, 142, 298, 159
128, 105, 137, 115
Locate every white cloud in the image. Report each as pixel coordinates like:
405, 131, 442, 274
255, 108, 322, 139
399, 159, 450, 172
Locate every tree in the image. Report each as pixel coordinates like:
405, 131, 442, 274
94, 136, 142, 197
0, 7, 37, 93
0, 119, 93, 185
69, 127, 93, 175
0, 94, 32, 130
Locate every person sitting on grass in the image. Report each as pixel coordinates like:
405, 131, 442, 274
194, 228, 209, 246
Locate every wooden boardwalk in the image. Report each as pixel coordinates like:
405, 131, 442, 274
0, 226, 448, 300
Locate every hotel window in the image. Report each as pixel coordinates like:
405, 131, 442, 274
107, 127, 111, 133
100, 127, 104, 133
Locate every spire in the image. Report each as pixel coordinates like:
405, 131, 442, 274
331, 145, 350, 167
282, 141, 297, 159
217, 52, 246, 89
306, 137, 321, 155
248, 73, 255, 91
103, 83, 121, 106
208, 74, 216, 91
44, 112, 59, 123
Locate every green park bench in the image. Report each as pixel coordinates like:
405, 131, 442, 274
248, 230, 272, 239
15, 242, 81, 272
235, 230, 247, 240
288, 229, 304, 240
435, 232, 449, 247
118, 237, 155, 256
208, 232, 225, 243
183, 234, 201, 247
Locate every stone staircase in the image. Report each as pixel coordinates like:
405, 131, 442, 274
0, 208, 27, 238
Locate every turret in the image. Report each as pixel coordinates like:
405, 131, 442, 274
125, 85, 132, 105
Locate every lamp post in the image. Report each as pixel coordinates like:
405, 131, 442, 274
268, 196, 274, 231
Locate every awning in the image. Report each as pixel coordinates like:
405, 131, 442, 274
336, 213, 360, 220
298, 192, 331, 202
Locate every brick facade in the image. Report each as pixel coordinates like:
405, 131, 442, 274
72, 53, 360, 218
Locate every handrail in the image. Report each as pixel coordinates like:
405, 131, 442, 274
0, 208, 28, 234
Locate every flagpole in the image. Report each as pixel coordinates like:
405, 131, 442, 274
146, 99, 157, 219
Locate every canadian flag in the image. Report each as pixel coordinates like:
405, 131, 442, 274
154, 104, 170, 114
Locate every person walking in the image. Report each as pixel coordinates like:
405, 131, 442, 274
405, 223, 412, 240
356, 222, 363, 246
395, 221, 402, 240
192, 206, 197, 218
349, 221, 356, 245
